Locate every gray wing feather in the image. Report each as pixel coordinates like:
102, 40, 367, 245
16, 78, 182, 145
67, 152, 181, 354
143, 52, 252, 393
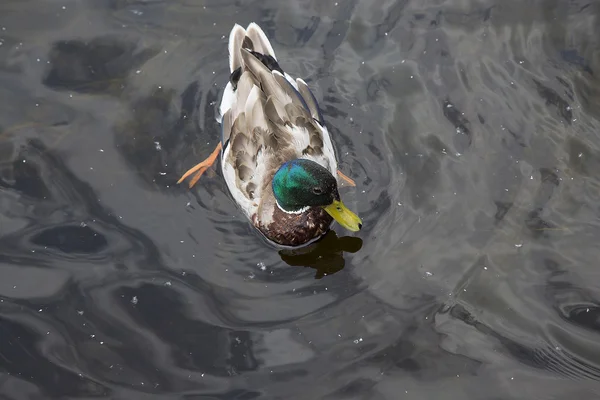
296, 78, 323, 123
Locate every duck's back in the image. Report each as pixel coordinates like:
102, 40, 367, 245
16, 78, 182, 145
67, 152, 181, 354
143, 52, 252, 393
218, 23, 338, 223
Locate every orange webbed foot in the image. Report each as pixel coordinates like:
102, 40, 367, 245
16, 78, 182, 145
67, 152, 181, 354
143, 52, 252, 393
336, 169, 356, 187
177, 142, 222, 188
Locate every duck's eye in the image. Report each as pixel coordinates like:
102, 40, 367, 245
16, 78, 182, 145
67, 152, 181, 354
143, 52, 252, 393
312, 187, 323, 195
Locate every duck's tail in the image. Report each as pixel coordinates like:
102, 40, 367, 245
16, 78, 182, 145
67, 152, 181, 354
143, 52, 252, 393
219, 23, 281, 123
228, 23, 277, 73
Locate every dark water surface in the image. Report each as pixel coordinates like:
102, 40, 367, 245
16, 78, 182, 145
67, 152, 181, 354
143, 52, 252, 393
2, 0, 600, 398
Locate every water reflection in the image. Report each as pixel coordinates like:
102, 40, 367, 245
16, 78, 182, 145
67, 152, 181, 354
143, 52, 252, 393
43, 37, 157, 94
279, 231, 363, 278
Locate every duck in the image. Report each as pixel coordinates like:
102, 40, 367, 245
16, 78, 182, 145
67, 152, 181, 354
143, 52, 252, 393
177, 22, 362, 247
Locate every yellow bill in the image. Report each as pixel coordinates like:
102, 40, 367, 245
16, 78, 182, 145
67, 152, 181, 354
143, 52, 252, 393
323, 200, 362, 232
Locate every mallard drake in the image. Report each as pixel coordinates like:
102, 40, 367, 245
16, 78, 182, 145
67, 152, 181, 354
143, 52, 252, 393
178, 22, 362, 247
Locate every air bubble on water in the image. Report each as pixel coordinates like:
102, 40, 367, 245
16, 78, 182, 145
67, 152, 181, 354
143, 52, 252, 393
131, 296, 138, 305
131, 9, 143, 15
257, 262, 267, 271
353, 338, 363, 344
77, 310, 84, 315
425, 271, 433, 277
164, 281, 172, 286
515, 243, 523, 248
578, 152, 583, 158
248, 272, 255, 279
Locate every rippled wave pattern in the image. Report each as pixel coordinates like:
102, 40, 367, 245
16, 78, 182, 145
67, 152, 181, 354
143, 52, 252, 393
1, 0, 600, 398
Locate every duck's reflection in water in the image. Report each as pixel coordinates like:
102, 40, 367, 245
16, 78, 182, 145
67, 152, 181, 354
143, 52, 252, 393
278, 230, 363, 279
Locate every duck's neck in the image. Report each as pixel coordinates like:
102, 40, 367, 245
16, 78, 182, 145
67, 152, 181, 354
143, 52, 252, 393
275, 199, 310, 214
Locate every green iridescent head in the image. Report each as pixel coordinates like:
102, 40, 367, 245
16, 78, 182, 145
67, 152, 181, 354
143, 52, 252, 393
272, 159, 362, 231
